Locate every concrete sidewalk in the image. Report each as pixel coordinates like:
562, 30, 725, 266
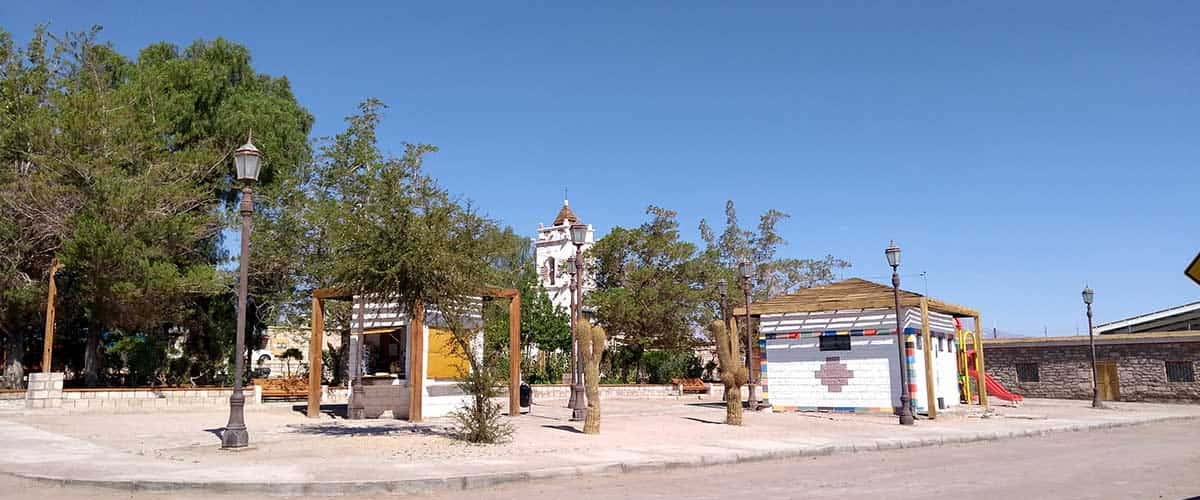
1, 398, 1197, 496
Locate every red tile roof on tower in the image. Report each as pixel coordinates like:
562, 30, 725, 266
553, 200, 578, 226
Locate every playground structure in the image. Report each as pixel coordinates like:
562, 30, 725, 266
957, 327, 1023, 404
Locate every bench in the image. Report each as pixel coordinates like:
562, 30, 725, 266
252, 377, 308, 401
672, 378, 710, 394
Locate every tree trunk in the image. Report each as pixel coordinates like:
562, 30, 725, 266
84, 325, 101, 386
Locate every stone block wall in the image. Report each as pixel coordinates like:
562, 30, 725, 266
0, 391, 24, 410
26, 372, 64, 409
23, 376, 263, 413
986, 342, 1200, 403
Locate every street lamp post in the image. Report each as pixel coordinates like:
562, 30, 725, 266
886, 241, 915, 426
738, 261, 759, 411
1083, 287, 1103, 409
568, 223, 589, 421
717, 280, 732, 348
222, 134, 262, 449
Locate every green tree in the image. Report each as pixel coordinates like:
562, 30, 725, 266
280, 347, 303, 377
0, 26, 313, 386
307, 100, 523, 438
698, 200, 851, 302
588, 206, 710, 380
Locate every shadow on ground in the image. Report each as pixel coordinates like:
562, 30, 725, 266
541, 424, 584, 434
291, 403, 348, 418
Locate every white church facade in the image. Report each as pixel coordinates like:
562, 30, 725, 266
534, 200, 594, 311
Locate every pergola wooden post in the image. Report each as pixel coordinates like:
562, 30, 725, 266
511, 295, 521, 415
973, 313, 988, 409
41, 258, 62, 373
920, 297, 937, 419
306, 295, 326, 418
407, 299, 425, 422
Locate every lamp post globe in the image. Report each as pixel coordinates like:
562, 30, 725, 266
570, 223, 588, 245
885, 240, 901, 268
222, 133, 261, 449
887, 241, 914, 425
1083, 286, 1102, 408
233, 137, 262, 183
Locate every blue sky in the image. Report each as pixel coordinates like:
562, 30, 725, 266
5, 2, 1198, 336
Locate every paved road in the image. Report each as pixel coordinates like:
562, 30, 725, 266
2, 420, 1197, 499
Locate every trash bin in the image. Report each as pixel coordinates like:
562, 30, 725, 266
519, 383, 532, 409
937, 397, 946, 410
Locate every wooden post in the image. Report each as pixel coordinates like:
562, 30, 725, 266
306, 296, 325, 418
408, 299, 425, 422
920, 298, 937, 419
974, 314, 988, 408
41, 258, 62, 373
508, 293, 521, 416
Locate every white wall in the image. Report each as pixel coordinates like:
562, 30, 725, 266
902, 334, 960, 412
765, 336, 901, 409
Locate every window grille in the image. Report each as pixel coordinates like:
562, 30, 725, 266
1016, 363, 1039, 382
1166, 361, 1195, 383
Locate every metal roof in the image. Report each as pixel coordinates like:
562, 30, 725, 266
1094, 300, 1200, 334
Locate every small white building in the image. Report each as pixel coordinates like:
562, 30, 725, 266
534, 199, 594, 311
737, 278, 985, 415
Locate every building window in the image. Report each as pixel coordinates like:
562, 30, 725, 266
819, 335, 851, 351
1016, 363, 1040, 383
547, 257, 555, 285
1166, 361, 1195, 383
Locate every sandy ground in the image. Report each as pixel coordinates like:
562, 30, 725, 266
1, 418, 1196, 499
3, 397, 1190, 471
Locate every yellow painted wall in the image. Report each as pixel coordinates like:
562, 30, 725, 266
427, 327, 469, 380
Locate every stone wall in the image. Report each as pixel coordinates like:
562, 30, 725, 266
22, 373, 264, 413
986, 342, 1200, 403
26, 372, 64, 409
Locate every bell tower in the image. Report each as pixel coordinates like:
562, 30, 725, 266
534, 199, 594, 311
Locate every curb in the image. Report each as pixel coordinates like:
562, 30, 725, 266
6, 414, 1196, 496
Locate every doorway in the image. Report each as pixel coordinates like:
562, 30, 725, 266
1096, 361, 1120, 401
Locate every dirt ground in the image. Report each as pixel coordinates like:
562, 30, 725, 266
2, 419, 1197, 500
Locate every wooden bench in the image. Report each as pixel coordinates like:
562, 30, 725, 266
252, 377, 308, 400
672, 378, 710, 394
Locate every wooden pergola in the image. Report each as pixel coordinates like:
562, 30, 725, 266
733, 278, 988, 415
307, 287, 521, 421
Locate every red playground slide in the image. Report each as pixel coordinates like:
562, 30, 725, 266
967, 367, 1024, 402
